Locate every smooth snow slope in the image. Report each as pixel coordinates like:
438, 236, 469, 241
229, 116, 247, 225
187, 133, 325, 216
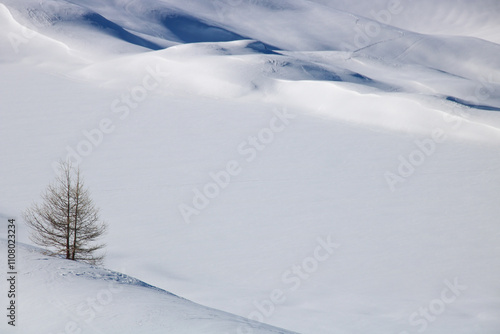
0, 239, 298, 334
310, 0, 500, 44
3, 0, 500, 107
1, 0, 500, 334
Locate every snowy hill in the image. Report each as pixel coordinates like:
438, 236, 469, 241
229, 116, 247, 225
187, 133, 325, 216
0, 239, 298, 334
1, 0, 500, 333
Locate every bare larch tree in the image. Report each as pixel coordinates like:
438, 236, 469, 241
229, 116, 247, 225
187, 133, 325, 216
23, 161, 107, 265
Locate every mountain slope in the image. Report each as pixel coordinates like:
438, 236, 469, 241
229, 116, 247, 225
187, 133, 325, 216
0, 239, 298, 334
1, 0, 500, 334
2, 0, 500, 108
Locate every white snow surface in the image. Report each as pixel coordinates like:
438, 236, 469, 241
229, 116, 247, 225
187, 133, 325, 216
0, 239, 297, 333
1, 0, 500, 333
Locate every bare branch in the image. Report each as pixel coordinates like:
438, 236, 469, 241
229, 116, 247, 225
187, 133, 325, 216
23, 160, 106, 265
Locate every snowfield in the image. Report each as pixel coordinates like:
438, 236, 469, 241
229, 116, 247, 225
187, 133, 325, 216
1, 0, 500, 333
0, 239, 298, 334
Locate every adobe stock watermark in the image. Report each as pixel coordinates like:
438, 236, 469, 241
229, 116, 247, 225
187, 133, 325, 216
211, 0, 259, 23
6, 219, 17, 327
231, 235, 340, 334
385, 73, 497, 191
48, 280, 123, 334
51, 64, 170, 174
5, 1, 64, 54
340, 0, 404, 52
7, 23, 39, 53
178, 107, 296, 224
398, 277, 467, 334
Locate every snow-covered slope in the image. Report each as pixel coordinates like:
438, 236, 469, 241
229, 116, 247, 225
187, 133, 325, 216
310, 0, 500, 44
1, 0, 500, 333
0, 239, 297, 334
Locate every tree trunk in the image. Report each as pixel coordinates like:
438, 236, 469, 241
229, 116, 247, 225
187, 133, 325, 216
71, 170, 81, 261
66, 170, 71, 260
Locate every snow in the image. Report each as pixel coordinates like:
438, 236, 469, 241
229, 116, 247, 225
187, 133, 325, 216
310, 0, 500, 44
1, 0, 500, 333
0, 240, 298, 333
